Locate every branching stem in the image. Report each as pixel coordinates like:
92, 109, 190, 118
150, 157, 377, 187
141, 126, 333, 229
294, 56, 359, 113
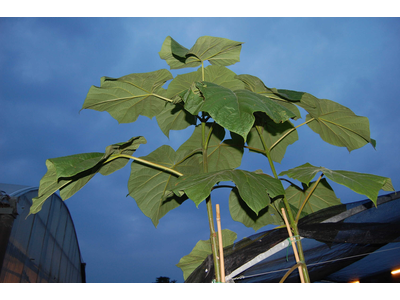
295, 174, 323, 223
269, 118, 315, 152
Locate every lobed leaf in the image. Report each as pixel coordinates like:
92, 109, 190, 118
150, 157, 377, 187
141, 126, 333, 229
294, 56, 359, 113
285, 179, 341, 219
177, 123, 244, 172
159, 36, 243, 69
180, 82, 296, 140
172, 169, 284, 214
29, 137, 146, 216
82, 69, 173, 123
128, 144, 201, 227
247, 114, 298, 163
229, 188, 285, 231
297, 96, 372, 152
236, 74, 302, 119
176, 229, 237, 280
280, 163, 395, 205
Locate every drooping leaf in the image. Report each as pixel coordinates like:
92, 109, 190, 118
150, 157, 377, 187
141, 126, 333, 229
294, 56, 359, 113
29, 137, 146, 216
236, 74, 301, 119
279, 163, 395, 205
176, 229, 237, 280
99, 137, 148, 175
128, 144, 201, 227
229, 187, 285, 231
180, 82, 296, 140
159, 36, 243, 69
177, 123, 244, 172
285, 179, 341, 219
297, 96, 372, 152
172, 169, 284, 214
247, 114, 298, 163
81, 69, 173, 123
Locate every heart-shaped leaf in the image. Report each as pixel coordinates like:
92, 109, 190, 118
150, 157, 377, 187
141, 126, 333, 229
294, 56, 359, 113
180, 82, 296, 140
176, 229, 237, 280
280, 163, 395, 204
172, 169, 284, 214
82, 69, 173, 123
159, 36, 243, 69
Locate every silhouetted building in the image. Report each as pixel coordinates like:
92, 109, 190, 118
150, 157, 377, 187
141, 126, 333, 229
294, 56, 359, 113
0, 183, 86, 283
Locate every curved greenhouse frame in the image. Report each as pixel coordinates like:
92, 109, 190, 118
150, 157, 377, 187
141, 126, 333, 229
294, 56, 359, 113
0, 183, 86, 283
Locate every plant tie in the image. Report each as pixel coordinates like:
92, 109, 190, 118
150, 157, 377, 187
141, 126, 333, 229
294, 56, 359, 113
286, 235, 301, 262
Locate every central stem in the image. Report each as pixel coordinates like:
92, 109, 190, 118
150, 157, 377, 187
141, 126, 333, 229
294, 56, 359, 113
256, 125, 311, 282
201, 120, 221, 282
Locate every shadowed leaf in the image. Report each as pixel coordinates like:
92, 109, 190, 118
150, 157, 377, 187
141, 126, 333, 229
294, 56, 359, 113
176, 229, 237, 280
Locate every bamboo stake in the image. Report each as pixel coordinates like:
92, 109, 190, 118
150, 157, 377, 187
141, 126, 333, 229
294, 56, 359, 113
216, 204, 225, 283
281, 208, 305, 283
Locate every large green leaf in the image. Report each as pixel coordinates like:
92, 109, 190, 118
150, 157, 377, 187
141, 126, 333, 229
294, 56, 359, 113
176, 229, 237, 280
236, 74, 301, 119
229, 187, 285, 231
177, 123, 244, 172
29, 137, 146, 216
156, 102, 197, 138
285, 179, 341, 219
81, 69, 173, 123
247, 114, 298, 163
297, 95, 372, 152
128, 144, 201, 227
280, 163, 395, 205
180, 82, 296, 140
172, 169, 284, 214
159, 36, 243, 69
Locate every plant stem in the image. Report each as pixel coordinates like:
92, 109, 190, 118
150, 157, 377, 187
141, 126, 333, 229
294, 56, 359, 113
109, 154, 183, 177
295, 174, 323, 223
201, 120, 221, 282
269, 118, 315, 152
256, 125, 311, 282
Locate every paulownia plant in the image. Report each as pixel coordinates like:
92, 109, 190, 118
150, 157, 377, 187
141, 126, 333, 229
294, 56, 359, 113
30, 36, 394, 283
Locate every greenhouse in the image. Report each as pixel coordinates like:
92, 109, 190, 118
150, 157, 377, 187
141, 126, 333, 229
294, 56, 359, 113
0, 183, 86, 283
187, 191, 400, 283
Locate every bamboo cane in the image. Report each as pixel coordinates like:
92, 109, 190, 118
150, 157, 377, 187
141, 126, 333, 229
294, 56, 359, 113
216, 204, 225, 283
281, 208, 305, 283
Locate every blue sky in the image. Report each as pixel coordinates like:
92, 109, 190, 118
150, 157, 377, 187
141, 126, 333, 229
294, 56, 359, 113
1, 17, 400, 283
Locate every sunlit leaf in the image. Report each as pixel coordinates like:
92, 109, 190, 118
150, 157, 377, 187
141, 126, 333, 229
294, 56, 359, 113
280, 163, 395, 205
159, 36, 243, 69
176, 229, 237, 280
236, 74, 301, 119
82, 69, 173, 123
172, 169, 284, 214
180, 82, 296, 140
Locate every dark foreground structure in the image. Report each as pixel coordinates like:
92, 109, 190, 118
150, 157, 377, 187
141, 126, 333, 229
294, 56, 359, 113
187, 191, 400, 283
0, 183, 86, 283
